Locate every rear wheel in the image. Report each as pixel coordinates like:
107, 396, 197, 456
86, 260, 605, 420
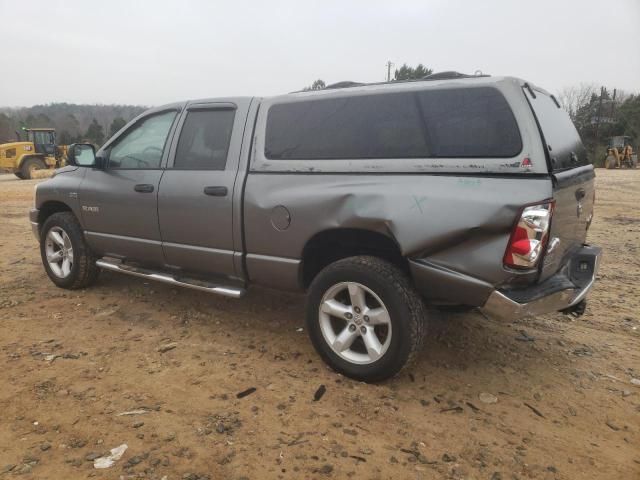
20, 157, 46, 179
14, 171, 24, 179
305, 256, 427, 382
40, 212, 100, 289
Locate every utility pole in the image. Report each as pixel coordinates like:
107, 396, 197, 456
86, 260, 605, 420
611, 88, 617, 121
385, 61, 394, 82
594, 86, 604, 142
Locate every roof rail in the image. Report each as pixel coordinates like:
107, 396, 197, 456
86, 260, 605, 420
422, 71, 489, 81
324, 81, 365, 90
289, 71, 490, 94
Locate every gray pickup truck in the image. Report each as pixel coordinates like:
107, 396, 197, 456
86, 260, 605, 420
30, 74, 601, 381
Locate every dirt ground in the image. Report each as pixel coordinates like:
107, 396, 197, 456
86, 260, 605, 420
0, 170, 638, 480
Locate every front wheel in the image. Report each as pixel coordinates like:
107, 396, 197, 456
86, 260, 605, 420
40, 212, 100, 289
305, 256, 427, 382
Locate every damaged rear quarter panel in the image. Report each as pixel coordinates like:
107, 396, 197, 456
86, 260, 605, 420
243, 173, 552, 296
242, 77, 553, 302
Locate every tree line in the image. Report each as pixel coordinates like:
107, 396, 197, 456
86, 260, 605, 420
2, 66, 638, 164
0, 103, 146, 147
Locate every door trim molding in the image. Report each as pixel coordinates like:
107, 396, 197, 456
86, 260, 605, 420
85, 231, 162, 245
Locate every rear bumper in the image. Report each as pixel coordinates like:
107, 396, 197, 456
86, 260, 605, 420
480, 245, 602, 321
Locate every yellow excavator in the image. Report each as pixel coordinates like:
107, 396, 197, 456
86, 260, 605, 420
0, 128, 67, 179
604, 136, 637, 169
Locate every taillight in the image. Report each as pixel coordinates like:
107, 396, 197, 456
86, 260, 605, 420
503, 201, 554, 269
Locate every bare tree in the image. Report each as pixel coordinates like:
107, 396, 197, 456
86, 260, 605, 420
556, 83, 598, 120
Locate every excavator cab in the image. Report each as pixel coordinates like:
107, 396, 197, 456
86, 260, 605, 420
26, 128, 57, 155
608, 136, 630, 149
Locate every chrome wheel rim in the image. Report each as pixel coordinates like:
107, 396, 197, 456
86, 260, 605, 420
45, 227, 73, 278
318, 282, 392, 365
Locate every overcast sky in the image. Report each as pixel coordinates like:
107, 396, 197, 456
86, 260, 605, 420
1, 0, 638, 107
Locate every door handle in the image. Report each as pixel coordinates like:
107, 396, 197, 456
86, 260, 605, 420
134, 184, 154, 193
575, 188, 586, 201
203, 186, 228, 196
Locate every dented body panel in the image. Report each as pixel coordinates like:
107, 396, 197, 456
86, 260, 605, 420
243, 173, 551, 304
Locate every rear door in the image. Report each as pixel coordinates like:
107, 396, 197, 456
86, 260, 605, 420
524, 87, 595, 279
158, 99, 251, 281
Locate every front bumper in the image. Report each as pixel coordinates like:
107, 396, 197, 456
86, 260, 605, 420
29, 208, 39, 240
480, 245, 602, 321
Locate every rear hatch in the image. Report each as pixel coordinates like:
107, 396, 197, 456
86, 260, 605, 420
524, 86, 595, 280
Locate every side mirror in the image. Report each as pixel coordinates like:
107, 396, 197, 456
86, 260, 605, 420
67, 143, 100, 167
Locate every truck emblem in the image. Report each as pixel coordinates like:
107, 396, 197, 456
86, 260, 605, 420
576, 202, 583, 218
82, 206, 99, 213
520, 157, 532, 170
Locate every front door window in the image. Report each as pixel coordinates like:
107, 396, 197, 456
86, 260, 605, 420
108, 111, 176, 169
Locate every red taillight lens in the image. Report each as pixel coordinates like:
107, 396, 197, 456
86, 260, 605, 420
503, 201, 554, 269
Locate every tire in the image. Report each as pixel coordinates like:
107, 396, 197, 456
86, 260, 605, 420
14, 171, 24, 179
40, 212, 100, 289
20, 157, 46, 179
605, 156, 617, 169
305, 256, 427, 382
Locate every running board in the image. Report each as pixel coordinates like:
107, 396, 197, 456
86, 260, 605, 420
95, 259, 245, 298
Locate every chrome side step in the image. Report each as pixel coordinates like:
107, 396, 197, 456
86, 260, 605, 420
96, 259, 246, 298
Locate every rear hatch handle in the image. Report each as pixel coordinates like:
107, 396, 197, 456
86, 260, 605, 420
570, 151, 579, 165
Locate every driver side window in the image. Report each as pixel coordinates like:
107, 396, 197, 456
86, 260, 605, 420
108, 111, 177, 169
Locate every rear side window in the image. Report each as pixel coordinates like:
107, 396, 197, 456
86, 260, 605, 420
265, 87, 521, 160
173, 109, 235, 170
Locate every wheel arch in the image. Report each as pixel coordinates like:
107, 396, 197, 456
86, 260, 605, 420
38, 201, 75, 234
300, 228, 407, 289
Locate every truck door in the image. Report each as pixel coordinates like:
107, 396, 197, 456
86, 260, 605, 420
79, 109, 179, 266
158, 99, 251, 281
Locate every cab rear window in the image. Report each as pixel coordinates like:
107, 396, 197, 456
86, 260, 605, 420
265, 87, 522, 160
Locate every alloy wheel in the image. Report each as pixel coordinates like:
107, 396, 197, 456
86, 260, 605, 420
45, 226, 74, 278
318, 281, 392, 364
